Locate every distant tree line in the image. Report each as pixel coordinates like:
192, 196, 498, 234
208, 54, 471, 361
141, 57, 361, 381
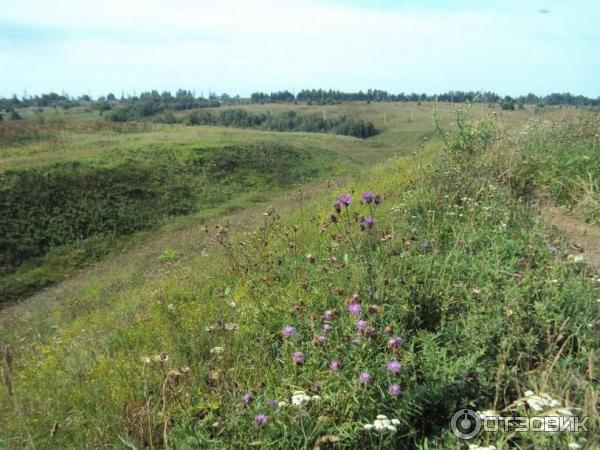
251, 89, 600, 107
148, 109, 379, 138
1, 89, 599, 116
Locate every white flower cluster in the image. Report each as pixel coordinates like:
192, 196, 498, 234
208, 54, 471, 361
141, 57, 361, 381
516, 390, 562, 412
468, 445, 496, 450
210, 346, 224, 354
363, 414, 400, 432
476, 410, 499, 420
290, 391, 321, 406
567, 254, 585, 264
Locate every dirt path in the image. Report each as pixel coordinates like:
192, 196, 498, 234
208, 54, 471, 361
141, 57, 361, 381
539, 202, 600, 271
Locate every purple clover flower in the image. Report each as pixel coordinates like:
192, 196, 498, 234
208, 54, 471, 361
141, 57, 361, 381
242, 393, 253, 406
347, 303, 361, 316
362, 191, 376, 204
388, 384, 402, 396
292, 351, 305, 365
316, 335, 327, 345
387, 337, 403, 349
323, 310, 335, 321
359, 372, 372, 385
255, 414, 268, 427
386, 360, 402, 374
281, 325, 297, 338
329, 359, 340, 371
355, 320, 368, 331
548, 244, 558, 253
323, 323, 332, 333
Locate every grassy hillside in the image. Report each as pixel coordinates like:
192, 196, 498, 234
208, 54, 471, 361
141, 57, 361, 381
1, 105, 598, 448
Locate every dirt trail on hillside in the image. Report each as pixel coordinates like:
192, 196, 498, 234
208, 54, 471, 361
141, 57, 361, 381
539, 201, 600, 271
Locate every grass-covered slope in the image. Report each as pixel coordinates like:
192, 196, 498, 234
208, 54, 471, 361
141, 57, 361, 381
0, 139, 347, 303
1, 111, 598, 449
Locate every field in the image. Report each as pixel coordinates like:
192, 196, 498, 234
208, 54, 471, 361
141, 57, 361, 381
0, 101, 598, 449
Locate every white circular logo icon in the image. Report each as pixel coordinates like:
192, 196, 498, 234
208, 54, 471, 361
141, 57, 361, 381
450, 409, 481, 440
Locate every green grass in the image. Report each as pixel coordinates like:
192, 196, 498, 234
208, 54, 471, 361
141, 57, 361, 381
1, 104, 597, 449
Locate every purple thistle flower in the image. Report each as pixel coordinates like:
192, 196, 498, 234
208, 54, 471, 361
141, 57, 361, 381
360, 216, 375, 231
387, 337, 403, 349
281, 325, 297, 338
386, 360, 402, 374
323, 310, 335, 321
548, 244, 558, 253
329, 359, 340, 371
267, 399, 278, 409
374, 194, 382, 205
315, 335, 327, 346
355, 320, 368, 331
333, 200, 342, 213
362, 191, 376, 204
388, 384, 402, 396
292, 351, 305, 365
322, 323, 332, 333
242, 393, 253, 406
339, 193, 352, 207
359, 372, 372, 385
347, 303, 361, 316
255, 414, 268, 427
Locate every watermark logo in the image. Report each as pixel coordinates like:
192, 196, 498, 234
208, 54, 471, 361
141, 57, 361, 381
451, 409, 481, 440
451, 409, 589, 440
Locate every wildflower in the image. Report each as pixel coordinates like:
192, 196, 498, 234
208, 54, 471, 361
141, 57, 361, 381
365, 326, 377, 337
333, 200, 342, 213
312, 382, 322, 392
292, 352, 305, 365
268, 399, 278, 409
339, 193, 352, 207
205, 325, 218, 333
355, 320, 368, 331
359, 372, 372, 385
386, 360, 402, 374
362, 191, 376, 204
388, 384, 402, 396
360, 216, 375, 230
322, 324, 332, 333
323, 310, 335, 321
329, 359, 340, 371
548, 244, 558, 253
328, 213, 338, 223
255, 414, 268, 427
387, 337, 403, 348
281, 326, 297, 338
224, 323, 238, 331
384, 326, 393, 335
368, 304, 381, 314
242, 393, 253, 406
347, 303, 361, 316
523, 391, 561, 412
210, 346, 224, 354
141, 356, 151, 364
468, 445, 497, 450
374, 194, 382, 204
363, 414, 399, 432
291, 390, 319, 406
315, 335, 327, 346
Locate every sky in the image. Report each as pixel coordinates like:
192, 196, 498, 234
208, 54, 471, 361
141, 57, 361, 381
0, 0, 598, 98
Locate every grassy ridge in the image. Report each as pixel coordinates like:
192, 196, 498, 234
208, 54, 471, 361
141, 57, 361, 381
1, 109, 598, 448
0, 138, 349, 303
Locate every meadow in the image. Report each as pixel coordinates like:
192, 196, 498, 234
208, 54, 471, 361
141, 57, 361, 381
0, 101, 598, 449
